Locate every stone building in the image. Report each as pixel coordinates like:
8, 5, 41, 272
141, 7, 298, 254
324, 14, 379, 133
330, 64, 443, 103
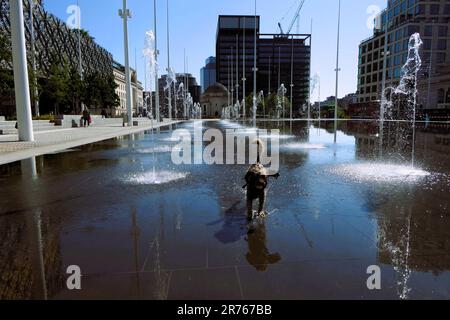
200, 82, 229, 118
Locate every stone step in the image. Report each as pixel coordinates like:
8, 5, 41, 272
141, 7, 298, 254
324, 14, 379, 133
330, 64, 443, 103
0, 126, 60, 135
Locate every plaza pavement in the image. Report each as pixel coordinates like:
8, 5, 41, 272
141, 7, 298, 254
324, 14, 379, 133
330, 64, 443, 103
0, 120, 181, 165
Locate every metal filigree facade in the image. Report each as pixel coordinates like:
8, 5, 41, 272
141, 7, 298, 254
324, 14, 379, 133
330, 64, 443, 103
0, 0, 113, 78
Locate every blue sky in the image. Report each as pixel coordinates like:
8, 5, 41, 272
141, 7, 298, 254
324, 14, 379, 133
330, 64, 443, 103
45, 0, 387, 101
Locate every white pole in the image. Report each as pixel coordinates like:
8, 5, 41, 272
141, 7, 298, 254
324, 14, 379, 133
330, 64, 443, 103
231, 46, 234, 107
318, 77, 321, 120
120, 0, 133, 126
334, 0, 341, 121
166, 0, 172, 120
380, 11, 389, 121
227, 55, 230, 107
77, 0, 84, 113
10, 0, 34, 141
30, 0, 39, 117
252, 0, 257, 126
268, 56, 271, 95
290, 35, 294, 120
236, 34, 239, 105
334, 0, 341, 143
154, 0, 160, 122
242, 17, 246, 119
308, 19, 313, 120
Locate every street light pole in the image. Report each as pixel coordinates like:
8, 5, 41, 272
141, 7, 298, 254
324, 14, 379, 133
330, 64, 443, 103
334, 0, 341, 143
119, 0, 133, 126
166, 0, 172, 120
30, 0, 39, 117
290, 35, 294, 120
154, 0, 160, 122
380, 11, 389, 121
334, 0, 341, 121
76, 0, 84, 113
242, 17, 246, 119
10, 0, 34, 141
236, 34, 239, 106
252, 0, 257, 126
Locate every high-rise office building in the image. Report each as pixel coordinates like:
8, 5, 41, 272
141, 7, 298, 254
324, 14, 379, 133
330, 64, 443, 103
216, 15, 311, 112
158, 73, 201, 118
200, 57, 217, 93
357, 0, 450, 118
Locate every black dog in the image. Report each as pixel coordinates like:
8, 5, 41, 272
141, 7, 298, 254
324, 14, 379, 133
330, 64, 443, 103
243, 140, 279, 218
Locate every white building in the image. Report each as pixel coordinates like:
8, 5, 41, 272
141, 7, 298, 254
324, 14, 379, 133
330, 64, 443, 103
113, 61, 144, 116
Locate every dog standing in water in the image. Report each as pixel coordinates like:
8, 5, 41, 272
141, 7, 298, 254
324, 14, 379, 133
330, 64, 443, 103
243, 139, 280, 219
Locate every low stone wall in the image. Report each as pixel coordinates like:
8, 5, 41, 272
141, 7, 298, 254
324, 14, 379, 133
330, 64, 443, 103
55, 115, 123, 128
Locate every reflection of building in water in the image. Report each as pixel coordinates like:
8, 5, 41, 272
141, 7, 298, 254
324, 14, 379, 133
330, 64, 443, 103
377, 199, 450, 293
415, 124, 450, 171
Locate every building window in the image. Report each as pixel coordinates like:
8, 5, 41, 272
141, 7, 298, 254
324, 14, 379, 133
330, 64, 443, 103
437, 89, 445, 104
445, 4, 450, 15
436, 52, 446, 64
429, 4, 440, 15
424, 25, 433, 37
438, 26, 448, 38
437, 39, 447, 51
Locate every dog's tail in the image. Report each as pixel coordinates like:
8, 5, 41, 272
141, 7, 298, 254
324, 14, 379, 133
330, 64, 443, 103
253, 138, 265, 163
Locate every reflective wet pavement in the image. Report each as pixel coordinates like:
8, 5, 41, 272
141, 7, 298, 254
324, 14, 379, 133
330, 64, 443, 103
1, 120, 450, 300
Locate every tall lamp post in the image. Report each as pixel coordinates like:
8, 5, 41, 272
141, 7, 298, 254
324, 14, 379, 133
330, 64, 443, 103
252, 0, 258, 126
166, 0, 172, 120
29, 0, 39, 117
334, 0, 342, 143
242, 17, 246, 119
153, 0, 160, 122
10, 0, 34, 141
119, 0, 133, 126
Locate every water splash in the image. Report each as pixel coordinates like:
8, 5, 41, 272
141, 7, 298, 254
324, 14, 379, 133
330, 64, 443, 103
143, 30, 157, 118
283, 143, 326, 150
277, 84, 287, 119
330, 163, 430, 183
127, 170, 189, 185
380, 33, 423, 167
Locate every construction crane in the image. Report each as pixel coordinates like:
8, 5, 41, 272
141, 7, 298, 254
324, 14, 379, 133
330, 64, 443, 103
278, 0, 306, 35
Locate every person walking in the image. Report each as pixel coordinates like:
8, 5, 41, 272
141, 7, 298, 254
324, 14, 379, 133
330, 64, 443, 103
82, 109, 90, 127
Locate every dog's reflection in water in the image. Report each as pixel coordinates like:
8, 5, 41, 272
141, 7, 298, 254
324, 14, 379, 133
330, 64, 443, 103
210, 200, 281, 271
246, 219, 281, 271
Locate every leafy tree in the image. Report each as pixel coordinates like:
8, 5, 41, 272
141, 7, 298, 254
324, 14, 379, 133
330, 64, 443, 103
0, 33, 14, 100
40, 61, 70, 115
66, 67, 85, 114
84, 71, 119, 112
244, 92, 292, 118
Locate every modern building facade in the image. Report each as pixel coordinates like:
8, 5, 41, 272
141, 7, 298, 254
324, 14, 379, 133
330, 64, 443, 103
113, 61, 144, 117
216, 15, 311, 114
0, 0, 114, 116
158, 73, 201, 118
357, 0, 450, 119
200, 57, 217, 93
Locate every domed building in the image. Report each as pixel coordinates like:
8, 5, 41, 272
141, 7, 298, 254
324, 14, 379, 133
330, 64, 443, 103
200, 83, 229, 118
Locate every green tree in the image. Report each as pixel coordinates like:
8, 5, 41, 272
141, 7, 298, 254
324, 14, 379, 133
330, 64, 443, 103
244, 92, 292, 118
0, 33, 14, 102
40, 61, 70, 115
66, 67, 85, 114
84, 71, 119, 112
